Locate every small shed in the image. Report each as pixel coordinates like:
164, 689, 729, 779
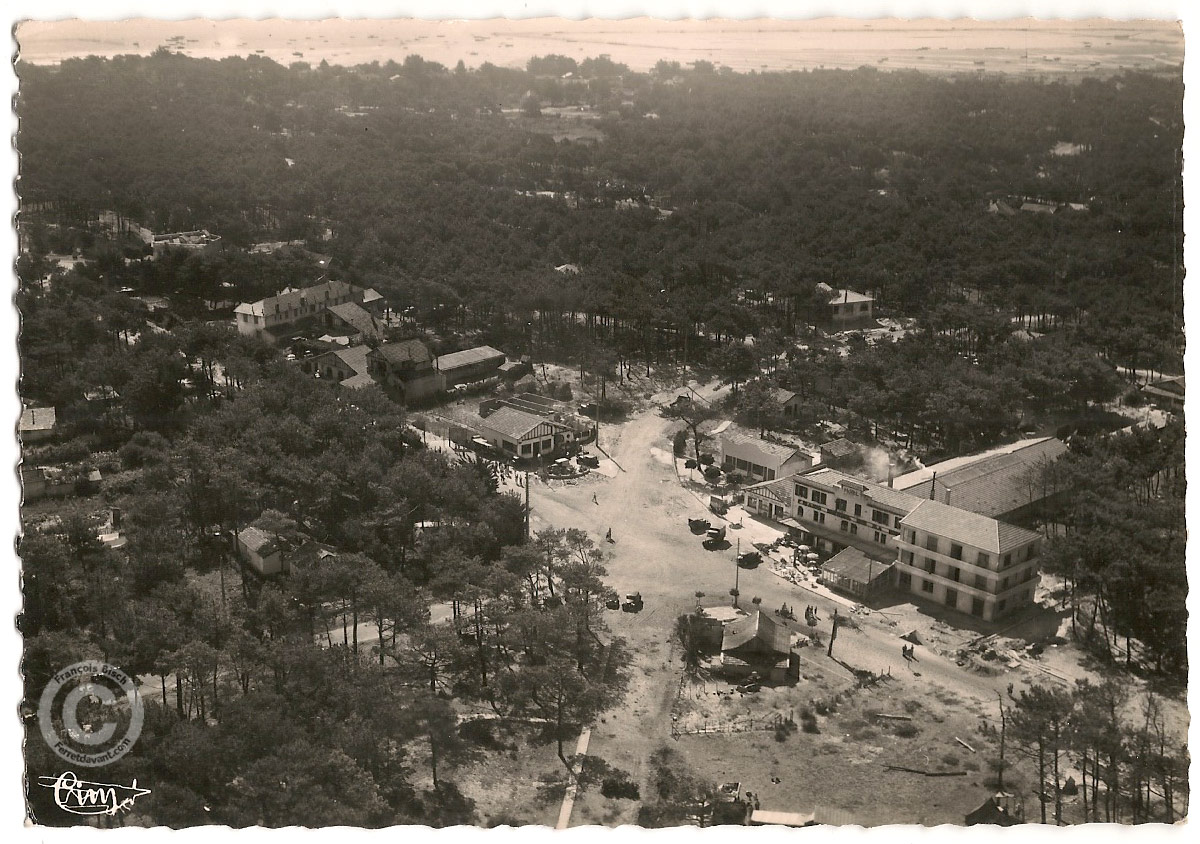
720, 612, 797, 684
965, 793, 1021, 826
818, 547, 894, 598
819, 437, 859, 468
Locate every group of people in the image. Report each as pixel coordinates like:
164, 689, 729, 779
901, 643, 919, 661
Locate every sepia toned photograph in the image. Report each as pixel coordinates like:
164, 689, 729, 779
9, 4, 1190, 832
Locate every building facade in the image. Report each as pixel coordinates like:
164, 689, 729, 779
894, 499, 1041, 622
235, 279, 364, 341
476, 406, 574, 459
367, 340, 445, 404
719, 428, 813, 482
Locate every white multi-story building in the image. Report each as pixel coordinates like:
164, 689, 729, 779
234, 279, 363, 342
894, 499, 1041, 622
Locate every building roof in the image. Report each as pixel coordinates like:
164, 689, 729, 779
900, 499, 1040, 554
235, 279, 359, 318
719, 428, 804, 469
436, 345, 506, 372
371, 339, 433, 367
327, 302, 382, 339
236, 527, 277, 555
339, 373, 377, 389
721, 612, 791, 655
482, 406, 566, 441
819, 438, 858, 459
749, 810, 817, 827
896, 437, 1068, 517
798, 467, 922, 513
20, 407, 57, 433
1020, 201, 1057, 214
314, 344, 372, 378
821, 546, 894, 584
817, 282, 874, 305
771, 387, 798, 405
1146, 374, 1184, 396
361, 287, 384, 304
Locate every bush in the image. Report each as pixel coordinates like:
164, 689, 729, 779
600, 776, 640, 800
558, 383, 574, 401
800, 714, 820, 734
672, 430, 688, 457
118, 431, 171, 469
725, 472, 743, 485
893, 722, 920, 738
699, 453, 715, 466
702, 465, 721, 481
1122, 388, 1145, 407
684, 458, 698, 469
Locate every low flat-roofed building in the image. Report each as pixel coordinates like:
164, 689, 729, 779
817, 282, 875, 325
435, 345, 506, 385
896, 436, 1068, 524
819, 546, 895, 598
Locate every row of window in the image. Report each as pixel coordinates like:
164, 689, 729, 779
901, 528, 1038, 570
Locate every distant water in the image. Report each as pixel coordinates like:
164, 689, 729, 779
15, 18, 1184, 77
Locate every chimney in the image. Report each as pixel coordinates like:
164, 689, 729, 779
929, 471, 937, 501
887, 462, 894, 488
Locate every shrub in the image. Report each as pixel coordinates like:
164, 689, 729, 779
684, 458, 698, 469
801, 715, 820, 734
773, 725, 789, 742
725, 472, 743, 485
702, 465, 721, 481
558, 383, 574, 401
118, 431, 171, 469
699, 453, 714, 466
893, 722, 920, 738
672, 430, 688, 456
601, 776, 641, 800
1122, 388, 1145, 407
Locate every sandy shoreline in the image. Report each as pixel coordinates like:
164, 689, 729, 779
16, 17, 1183, 76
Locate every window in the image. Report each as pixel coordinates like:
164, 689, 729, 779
901, 550, 914, 564
854, 503, 862, 517
813, 511, 826, 524
921, 579, 934, 594
1001, 577, 1009, 590
832, 305, 840, 315
971, 597, 985, 617
811, 491, 827, 505
974, 574, 988, 590
998, 598, 1007, 613
977, 552, 991, 568
925, 536, 939, 553
898, 571, 912, 589
949, 567, 960, 583
835, 498, 847, 512
894, 516, 902, 529
766, 469, 776, 480
872, 509, 889, 525
924, 558, 936, 574
874, 531, 886, 544
859, 303, 869, 313
950, 543, 963, 561
521, 444, 533, 455
840, 520, 849, 533
850, 524, 858, 535
945, 588, 958, 609
904, 528, 916, 544
1003, 554, 1013, 568
796, 485, 808, 499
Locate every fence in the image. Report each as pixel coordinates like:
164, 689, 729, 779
671, 711, 787, 739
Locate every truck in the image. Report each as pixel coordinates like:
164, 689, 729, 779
688, 517, 711, 534
703, 525, 727, 549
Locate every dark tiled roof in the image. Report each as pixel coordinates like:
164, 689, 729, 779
327, 302, 382, 339
372, 339, 432, 366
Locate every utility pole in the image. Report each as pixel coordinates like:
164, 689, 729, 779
827, 608, 840, 657
524, 470, 531, 539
